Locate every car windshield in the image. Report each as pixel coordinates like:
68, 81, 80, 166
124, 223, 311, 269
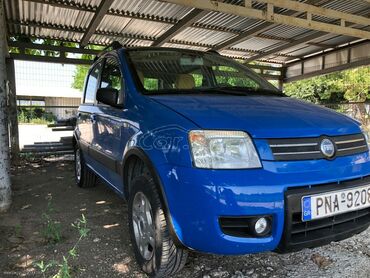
127, 49, 281, 96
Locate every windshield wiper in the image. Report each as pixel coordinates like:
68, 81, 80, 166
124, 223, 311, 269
208, 86, 285, 96
196, 88, 250, 96
198, 86, 285, 97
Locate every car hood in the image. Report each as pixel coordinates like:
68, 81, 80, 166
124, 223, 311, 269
150, 95, 361, 138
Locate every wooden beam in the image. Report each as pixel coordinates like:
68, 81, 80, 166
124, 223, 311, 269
212, 0, 331, 50
285, 40, 370, 67
214, 22, 273, 50
152, 9, 206, 46
161, 0, 370, 39
244, 31, 326, 62
9, 53, 93, 65
23, 0, 96, 12
285, 57, 370, 83
80, 0, 114, 47
250, 11, 370, 63
8, 41, 100, 55
259, 0, 370, 27
24, 0, 179, 24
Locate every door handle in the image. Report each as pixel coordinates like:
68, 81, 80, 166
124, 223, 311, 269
90, 114, 97, 124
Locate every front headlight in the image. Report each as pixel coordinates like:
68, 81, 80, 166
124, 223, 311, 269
189, 130, 261, 169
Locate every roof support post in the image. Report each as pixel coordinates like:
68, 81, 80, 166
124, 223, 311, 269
80, 0, 114, 47
6, 58, 19, 164
0, 0, 12, 212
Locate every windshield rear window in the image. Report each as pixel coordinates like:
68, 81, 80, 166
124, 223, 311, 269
127, 50, 279, 95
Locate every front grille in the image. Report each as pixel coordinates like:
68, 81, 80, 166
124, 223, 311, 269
268, 133, 368, 161
278, 176, 370, 252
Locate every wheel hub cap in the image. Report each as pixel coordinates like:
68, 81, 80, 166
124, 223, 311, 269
132, 192, 155, 260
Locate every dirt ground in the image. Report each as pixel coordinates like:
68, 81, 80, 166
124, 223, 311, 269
1, 159, 370, 278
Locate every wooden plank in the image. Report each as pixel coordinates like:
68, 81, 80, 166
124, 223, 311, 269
152, 9, 206, 46
161, 0, 370, 39
285, 57, 370, 82
259, 0, 370, 27
80, 0, 114, 47
9, 53, 93, 65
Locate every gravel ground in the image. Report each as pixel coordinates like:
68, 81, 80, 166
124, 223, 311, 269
1, 159, 370, 278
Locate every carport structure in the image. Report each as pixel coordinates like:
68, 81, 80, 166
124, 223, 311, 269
3, 0, 370, 83
0, 0, 370, 210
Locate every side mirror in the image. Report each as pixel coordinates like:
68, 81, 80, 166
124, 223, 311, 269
96, 88, 121, 108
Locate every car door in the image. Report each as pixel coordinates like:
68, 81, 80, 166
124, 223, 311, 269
89, 55, 133, 194
76, 61, 102, 155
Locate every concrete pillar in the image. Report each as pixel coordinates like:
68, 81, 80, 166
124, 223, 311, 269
6, 58, 19, 163
0, 0, 12, 212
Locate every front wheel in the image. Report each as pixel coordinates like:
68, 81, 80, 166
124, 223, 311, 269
74, 145, 96, 188
128, 176, 188, 277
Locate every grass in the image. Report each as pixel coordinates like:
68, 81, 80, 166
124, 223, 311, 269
36, 214, 90, 278
18, 107, 56, 125
41, 201, 62, 244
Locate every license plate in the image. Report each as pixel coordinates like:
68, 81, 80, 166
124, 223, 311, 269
302, 185, 370, 221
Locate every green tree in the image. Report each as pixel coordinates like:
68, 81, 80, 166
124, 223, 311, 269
284, 66, 370, 103
71, 45, 105, 91
72, 65, 89, 91
342, 67, 370, 102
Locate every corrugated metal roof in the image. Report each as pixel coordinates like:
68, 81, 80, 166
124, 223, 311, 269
194, 11, 264, 33
233, 37, 288, 52
4, 0, 370, 64
110, 0, 192, 20
261, 25, 312, 40
97, 16, 172, 39
162, 43, 209, 52
172, 27, 236, 46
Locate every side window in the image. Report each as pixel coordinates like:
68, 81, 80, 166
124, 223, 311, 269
99, 57, 124, 105
84, 62, 102, 104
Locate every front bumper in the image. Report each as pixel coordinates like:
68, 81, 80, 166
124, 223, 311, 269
278, 177, 370, 252
156, 152, 370, 255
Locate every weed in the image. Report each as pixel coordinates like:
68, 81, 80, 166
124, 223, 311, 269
35, 260, 55, 278
42, 201, 62, 244
14, 224, 22, 237
54, 256, 72, 278
35, 214, 90, 278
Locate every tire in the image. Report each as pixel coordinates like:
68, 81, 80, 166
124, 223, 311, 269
74, 145, 96, 188
128, 175, 188, 277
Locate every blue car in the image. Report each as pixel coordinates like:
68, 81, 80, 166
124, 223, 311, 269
74, 43, 370, 277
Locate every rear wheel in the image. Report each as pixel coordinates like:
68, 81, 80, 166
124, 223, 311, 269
74, 145, 96, 188
128, 175, 188, 277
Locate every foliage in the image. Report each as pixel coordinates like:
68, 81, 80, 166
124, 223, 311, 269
71, 45, 105, 91
284, 66, 370, 103
18, 107, 56, 125
71, 65, 89, 91
9, 36, 104, 92
42, 201, 62, 244
36, 214, 90, 278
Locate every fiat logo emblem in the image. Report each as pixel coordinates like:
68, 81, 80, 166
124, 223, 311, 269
320, 138, 335, 158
